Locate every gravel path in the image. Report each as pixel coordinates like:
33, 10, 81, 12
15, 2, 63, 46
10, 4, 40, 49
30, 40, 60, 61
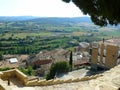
57, 68, 90, 80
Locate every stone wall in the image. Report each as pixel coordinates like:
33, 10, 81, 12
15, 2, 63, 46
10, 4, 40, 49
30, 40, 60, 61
100, 44, 105, 65
0, 69, 28, 85
91, 44, 119, 68
0, 72, 3, 78
91, 48, 98, 64
0, 85, 5, 90
0, 69, 102, 87
105, 45, 119, 68
15, 69, 28, 85
25, 74, 102, 86
1, 69, 16, 80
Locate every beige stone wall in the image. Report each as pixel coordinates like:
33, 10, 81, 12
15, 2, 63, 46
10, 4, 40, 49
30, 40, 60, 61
0, 69, 102, 87
100, 44, 105, 65
105, 45, 119, 68
15, 69, 28, 85
0, 69, 28, 85
1, 69, 16, 80
0, 72, 3, 78
91, 44, 119, 68
25, 74, 102, 86
91, 48, 98, 64
0, 85, 5, 90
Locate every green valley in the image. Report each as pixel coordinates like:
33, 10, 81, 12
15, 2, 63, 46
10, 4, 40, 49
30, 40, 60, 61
0, 17, 120, 55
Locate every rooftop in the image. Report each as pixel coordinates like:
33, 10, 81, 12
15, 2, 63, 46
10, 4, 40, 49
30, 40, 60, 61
9, 58, 18, 63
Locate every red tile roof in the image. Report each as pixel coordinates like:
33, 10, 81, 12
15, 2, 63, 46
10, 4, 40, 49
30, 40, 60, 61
32, 59, 52, 66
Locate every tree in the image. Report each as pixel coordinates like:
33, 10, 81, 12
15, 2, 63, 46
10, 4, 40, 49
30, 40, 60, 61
0, 53, 3, 61
46, 61, 70, 80
69, 51, 73, 70
27, 66, 34, 75
19, 66, 34, 76
62, 0, 120, 26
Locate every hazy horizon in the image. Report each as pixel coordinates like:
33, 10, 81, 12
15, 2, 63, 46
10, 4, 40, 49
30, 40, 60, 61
0, 0, 87, 17
0, 15, 89, 18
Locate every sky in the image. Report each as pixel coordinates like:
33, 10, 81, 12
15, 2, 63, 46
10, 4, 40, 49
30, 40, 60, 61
0, 0, 86, 17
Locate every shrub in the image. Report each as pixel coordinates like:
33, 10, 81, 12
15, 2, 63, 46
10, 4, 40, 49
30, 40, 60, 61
19, 66, 34, 76
46, 61, 70, 80
0, 67, 11, 71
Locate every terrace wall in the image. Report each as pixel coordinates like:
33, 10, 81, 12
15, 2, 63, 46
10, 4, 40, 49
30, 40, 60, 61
0, 69, 102, 87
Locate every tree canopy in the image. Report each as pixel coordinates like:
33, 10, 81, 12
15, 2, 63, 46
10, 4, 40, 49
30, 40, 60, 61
69, 51, 73, 69
46, 61, 70, 80
62, 0, 120, 26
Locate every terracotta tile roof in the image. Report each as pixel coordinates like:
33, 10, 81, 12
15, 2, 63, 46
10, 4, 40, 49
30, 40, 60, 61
32, 59, 52, 66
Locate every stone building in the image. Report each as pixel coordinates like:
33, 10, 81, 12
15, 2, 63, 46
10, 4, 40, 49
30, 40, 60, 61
91, 43, 119, 69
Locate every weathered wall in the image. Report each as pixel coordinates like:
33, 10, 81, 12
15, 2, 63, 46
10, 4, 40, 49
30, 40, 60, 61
0, 69, 102, 87
25, 74, 102, 86
0, 85, 5, 90
91, 48, 98, 64
0, 72, 3, 78
105, 45, 119, 68
0, 69, 28, 85
91, 44, 119, 68
1, 69, 16, 80
100, 44, 105, 65
0, 79, 5, 90
15, 69, 28, 85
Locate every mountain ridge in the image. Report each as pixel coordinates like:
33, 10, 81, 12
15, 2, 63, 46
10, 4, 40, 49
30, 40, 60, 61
0, 16, 91, 23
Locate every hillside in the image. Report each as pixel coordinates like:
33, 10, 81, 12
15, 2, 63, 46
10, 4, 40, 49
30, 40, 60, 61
0, 16, 91, 22
0, 16, 38, 22
0, 16, 120, 55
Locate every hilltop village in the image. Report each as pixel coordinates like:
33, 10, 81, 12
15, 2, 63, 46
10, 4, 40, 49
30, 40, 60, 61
0, 38, 120, 76
0, 38, 120, 90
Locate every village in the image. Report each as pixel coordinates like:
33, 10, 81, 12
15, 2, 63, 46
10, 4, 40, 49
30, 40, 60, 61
0, 42, 90, 79
0, 38, 120, 80
0, 38, 120, 90
0, 0, 120, 89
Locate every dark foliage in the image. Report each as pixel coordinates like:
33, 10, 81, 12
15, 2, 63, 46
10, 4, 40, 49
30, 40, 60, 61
46, 61, 70, 80
63, 0, 120, 26
0, 67, 11, 71
69, 51, 73, 69
19, 66, 34, 76
0, 53, 3, 60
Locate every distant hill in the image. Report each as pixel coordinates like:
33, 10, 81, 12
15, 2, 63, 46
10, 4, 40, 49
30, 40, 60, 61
0, 16, 38, 22
0, 16, 119, 30
28, 17, 92, 24
27, 17, 120, 30
0, 16, 91, 23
